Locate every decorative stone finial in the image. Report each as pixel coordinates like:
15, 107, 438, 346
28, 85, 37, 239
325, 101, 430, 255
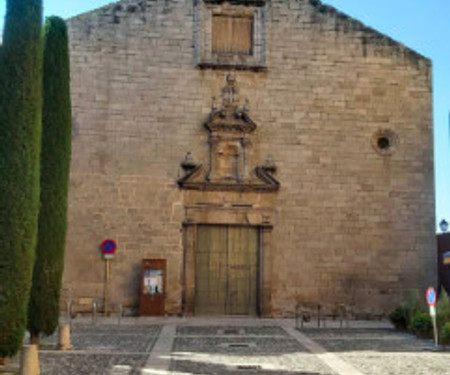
262, 157, 277, 174
181, 152, 197, 172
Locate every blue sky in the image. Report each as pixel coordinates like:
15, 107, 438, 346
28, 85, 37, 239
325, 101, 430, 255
1, 0, 449, 229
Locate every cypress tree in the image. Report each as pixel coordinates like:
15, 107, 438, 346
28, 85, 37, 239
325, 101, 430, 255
0, 0, 43, 358
28, 16, 72, 343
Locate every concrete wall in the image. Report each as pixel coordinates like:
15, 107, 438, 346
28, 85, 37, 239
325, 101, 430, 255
64, 0, 435, 317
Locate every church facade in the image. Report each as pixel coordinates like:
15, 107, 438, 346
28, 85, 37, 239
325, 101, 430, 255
63, 0, 435, 317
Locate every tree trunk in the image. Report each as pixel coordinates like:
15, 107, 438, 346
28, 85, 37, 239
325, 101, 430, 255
30, 333, 40, 346
0, 357, 8, 366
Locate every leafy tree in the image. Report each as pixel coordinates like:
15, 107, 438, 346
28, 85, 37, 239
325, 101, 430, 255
0, 0, 43, 358
28, 16, 72, 344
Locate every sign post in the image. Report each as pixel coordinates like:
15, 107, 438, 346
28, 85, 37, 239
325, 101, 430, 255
101, 239, 117, 316
426, 287, 438, 347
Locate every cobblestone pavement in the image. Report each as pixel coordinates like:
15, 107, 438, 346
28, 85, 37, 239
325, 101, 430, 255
171, 324, 334, 375
38, 323, 162, 375
2, 317, 450, 375
300, 327, 450, 375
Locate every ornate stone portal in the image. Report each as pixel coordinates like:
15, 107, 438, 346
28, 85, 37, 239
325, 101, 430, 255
178, 75, 279, 316
178, 75, 279, 192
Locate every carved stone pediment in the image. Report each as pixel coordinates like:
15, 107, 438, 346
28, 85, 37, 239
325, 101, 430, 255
206, 109, 256, 134
178, 75, 279, 192
206, 75, 256, 134
178, 163, 279, 192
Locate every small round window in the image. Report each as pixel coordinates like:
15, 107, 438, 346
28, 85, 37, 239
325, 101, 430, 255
371, 129, 398, 156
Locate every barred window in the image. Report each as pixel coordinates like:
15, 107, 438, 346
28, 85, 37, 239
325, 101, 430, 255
212, 15, 253, 55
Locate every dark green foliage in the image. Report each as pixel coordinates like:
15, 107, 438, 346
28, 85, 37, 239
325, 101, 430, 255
27, 16, 72, 339
403, 290, 426, 324
408, 313, 433, 337
0, 0, 42, 358
390, 291, 428, 332
441, 323, 450, 345
436, 290, 450, 328
390, 291, 450, 341
388, 306, 408, 330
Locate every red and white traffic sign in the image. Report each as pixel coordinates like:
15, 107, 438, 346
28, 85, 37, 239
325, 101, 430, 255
426, 287, 437, 306
101, 239, 117, 260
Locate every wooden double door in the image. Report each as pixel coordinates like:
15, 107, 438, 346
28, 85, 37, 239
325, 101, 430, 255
195, 225, 259, 315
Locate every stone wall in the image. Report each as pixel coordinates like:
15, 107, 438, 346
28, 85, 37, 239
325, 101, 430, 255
64, 0, 435, 317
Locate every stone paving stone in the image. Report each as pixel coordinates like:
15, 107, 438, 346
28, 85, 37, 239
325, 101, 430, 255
170, 350, 337, 375
177, 325, 289, 336
171, 325, 336, 375
40, 324, 162, 353
142, 324, 176, 371
301, 328, 435, 352
39, 353, 146, 375
313, 338, 433, 353
71, 324, 162, 336
172, 359, 334, 375
340, 352, 450, 375
301, 328, 412, 339
170, 350, 336, 375
173, 337, 305, 354
71, 334, 156, 353
301, 327, 450, 375
38, 324, 162, 375
33, 319, 450, 375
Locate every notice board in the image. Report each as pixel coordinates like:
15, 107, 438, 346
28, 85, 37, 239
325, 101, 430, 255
139, 259, 166, 316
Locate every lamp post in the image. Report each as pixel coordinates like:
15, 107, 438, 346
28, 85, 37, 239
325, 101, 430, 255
439, 219, 449, 233
442, 219, 450, 264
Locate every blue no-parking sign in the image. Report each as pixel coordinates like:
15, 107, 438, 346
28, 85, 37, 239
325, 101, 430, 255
426, 287, 436, 306
101, 239, 117, 260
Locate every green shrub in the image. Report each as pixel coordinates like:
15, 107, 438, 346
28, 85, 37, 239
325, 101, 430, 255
441, 322, 450, 345
390, 291, 427, 331
409, 312, 433, 337
404, 290, 426, 325
389, 306, 408, 330
436, 290, 450, 328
